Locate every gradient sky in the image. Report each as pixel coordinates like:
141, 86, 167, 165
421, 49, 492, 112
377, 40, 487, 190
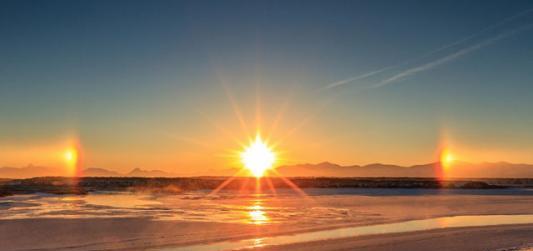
1, 0, 533, 174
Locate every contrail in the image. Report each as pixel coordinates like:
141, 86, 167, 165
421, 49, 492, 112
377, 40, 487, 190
321, 8, 533, 91
318, 66, 394, 91
373, 23, 533, 88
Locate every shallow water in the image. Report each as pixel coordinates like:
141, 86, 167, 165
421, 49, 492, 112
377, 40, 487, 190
1, 188, 531, 224
0, 191, 363, 226
154, 214, 533, 251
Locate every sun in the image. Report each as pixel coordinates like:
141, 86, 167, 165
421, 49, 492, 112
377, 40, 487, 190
241, 134, 276, 178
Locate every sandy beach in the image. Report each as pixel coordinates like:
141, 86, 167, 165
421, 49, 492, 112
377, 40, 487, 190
1, 192, 532, 250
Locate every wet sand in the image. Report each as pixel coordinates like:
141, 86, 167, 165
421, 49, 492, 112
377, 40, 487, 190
1, 193, 532, 250
255, 224, 533, 251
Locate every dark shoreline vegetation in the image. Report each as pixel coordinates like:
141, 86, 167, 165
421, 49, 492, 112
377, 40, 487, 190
1, 177, 532, 197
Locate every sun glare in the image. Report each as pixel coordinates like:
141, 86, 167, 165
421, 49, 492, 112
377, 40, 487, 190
440, 150, 455, 170
63, 148, 78, 176
64, 149, 76, 162
241, 134, 276, 178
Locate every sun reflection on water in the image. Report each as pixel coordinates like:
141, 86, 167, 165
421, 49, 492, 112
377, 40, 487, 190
252, 237, 266, 248
247, 200, 269, 225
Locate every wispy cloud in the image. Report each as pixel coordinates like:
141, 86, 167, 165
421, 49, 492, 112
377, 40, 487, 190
321, 8, 533, 91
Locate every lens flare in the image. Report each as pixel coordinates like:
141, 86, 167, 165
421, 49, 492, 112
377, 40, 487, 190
241, 134, 276, 178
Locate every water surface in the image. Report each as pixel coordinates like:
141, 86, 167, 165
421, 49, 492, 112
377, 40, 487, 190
1, 188, 531, 224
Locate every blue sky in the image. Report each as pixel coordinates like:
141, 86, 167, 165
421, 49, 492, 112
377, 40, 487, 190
1, 0, 533, 172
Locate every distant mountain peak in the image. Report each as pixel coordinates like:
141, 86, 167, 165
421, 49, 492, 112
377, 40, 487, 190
127, 168, 173, 177
316, 161, 341, 167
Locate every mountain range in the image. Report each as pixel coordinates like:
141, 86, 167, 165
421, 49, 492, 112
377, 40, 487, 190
0, 166, 179, 179
275, 161, 533, 178
0, 161, 532, 179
